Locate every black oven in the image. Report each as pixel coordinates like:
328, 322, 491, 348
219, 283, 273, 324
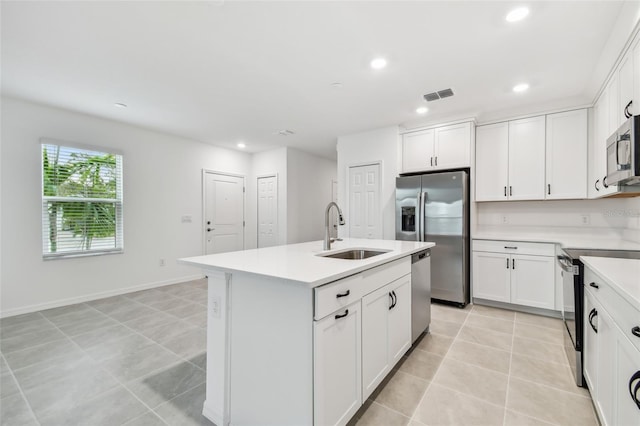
560, 248, 640, 388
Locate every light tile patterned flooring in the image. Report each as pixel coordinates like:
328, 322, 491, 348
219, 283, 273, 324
352, 303, 599, 426
1, 281, 598, 426
0, 279, 211, 426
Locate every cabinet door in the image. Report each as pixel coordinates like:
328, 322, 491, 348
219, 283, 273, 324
475, 123, 509, 201
434, 122, 471, 170
508, 116, 546, 200
402, 129, 435, 173
615, 328, 640, 426
545, 109, 588, 200
387, 277, 411, 366
618, 52, 634, 126
607, 74, 619, 136
314, 302, 362, 426
590, 94, 606, 198
510, 254, 555, 310
595, 306, 615, 426
361, 285, 391, 400
472, 251, 510, 303
634, 36, 640, 117
583, 290, 598, 392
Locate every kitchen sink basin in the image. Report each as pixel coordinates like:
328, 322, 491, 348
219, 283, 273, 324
317, 248, 390, 260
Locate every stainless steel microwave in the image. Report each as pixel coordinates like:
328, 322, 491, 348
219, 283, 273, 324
606, 115, 640, 186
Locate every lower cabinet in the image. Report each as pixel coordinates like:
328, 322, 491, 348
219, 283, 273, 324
361, 276, 411, 399
314, 301, 362, 426
472, 240, 555, 310
583, 266, 640, 426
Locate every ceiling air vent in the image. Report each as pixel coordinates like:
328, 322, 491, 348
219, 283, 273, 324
423, 88, 454, 102
275, 129, 295, 136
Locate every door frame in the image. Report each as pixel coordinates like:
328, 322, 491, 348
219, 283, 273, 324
346, 161, 382, 238
256, 173, 278, 248
201, 169, 246, 255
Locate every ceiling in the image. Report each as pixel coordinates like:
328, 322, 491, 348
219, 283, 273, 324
0, 1, 628, 159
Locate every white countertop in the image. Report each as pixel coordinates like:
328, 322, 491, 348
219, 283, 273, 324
580, 256, 640, 311
179, 238, 434, 288
473, 228, 640, 251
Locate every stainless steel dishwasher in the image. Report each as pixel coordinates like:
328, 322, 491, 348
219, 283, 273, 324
411, 249, 431, 343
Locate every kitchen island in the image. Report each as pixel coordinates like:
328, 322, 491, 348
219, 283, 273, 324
179, 238, 434, 426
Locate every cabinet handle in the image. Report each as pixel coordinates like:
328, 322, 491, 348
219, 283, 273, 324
632, 326, 640, 338
430, 157, 433, 167
509, 186, 513, 196
504, 186, 507, 197
435, 157, 438, 166
512, 259, 515, 269
504, 246, 518, 250
589, 282, 599, 289
588, 308, 598, 333
629, 371, 640, 410
389, 291, 397, 310
595, 179, 600, 191
335, 309, 349, 320
603, 176, 609, 189
336, 290, 350, 298
547, 184, 551, 195
506, 258, 509, 269
389, 292, 394, 309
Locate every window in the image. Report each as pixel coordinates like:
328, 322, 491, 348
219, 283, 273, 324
41, 141, 123, 258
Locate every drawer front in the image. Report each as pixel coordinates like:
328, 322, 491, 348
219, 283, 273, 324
315, 273, 363, 320
472, 239, 555, 256
361, 257, 411, 296
585, 267, 640, 353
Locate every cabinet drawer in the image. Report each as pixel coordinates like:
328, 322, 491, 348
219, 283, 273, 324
585, 268, 640, 353
361, 257, 411, 296
472, 239, 555, 256
315, 274, 363, 320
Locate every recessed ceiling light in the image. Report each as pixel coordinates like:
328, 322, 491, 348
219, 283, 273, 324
114, 103, 127, 108
237, 142, 246, 149
416, 107, 428, 114
506, 7, 529, 22
513, 83, 529, 93
370, 58, 387, 70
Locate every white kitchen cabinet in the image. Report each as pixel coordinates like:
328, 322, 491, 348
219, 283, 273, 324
401, 122, 472, 173
472, 251, 510, 302
608, 74, 620, 135
583, 262, 640, 426
508, 116, 546, 200
545, 109, 588, 200
475, 122, 509, 201
361, 275, 411, 399
618, 51, 634, 126
472, 240, 555, 310
314, 300, 362, 426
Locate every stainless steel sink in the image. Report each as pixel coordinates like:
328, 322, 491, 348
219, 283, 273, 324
318, 248, 390, 260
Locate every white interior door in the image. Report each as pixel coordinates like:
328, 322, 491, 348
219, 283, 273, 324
257, 175, 278, 248
204, 172, 245, 254
348, 164, 380, 239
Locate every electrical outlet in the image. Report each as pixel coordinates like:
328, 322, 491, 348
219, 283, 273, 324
159, 258, 166, 267
181, 215, 193, 223
580, 214, 591, 225
501, 215, 509, 224
211, 296, 221, 318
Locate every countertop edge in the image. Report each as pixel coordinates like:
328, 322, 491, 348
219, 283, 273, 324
580, 256, 640, 312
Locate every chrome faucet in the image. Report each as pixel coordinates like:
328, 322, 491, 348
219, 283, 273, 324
324, 202, 345, 250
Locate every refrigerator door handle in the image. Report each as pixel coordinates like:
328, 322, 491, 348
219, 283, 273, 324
419, 191, 427, 242
416, 191, 422, 241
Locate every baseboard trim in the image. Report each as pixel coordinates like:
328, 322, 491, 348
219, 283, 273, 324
0, 274, 205, 318
472, 298, 562, 318
202, 400, 225, 426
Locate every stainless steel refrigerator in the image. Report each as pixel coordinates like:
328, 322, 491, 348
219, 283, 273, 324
396, 170, 470, 306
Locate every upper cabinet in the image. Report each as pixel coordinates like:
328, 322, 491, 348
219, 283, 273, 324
476, 110, 587, 202
401, 122, 472, 174
546, 109, 588, 200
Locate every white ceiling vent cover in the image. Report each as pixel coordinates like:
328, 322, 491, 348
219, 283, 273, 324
423, 88, 454, 102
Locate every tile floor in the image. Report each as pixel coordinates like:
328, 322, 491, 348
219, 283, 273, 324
0, 279, 211, 426
1, 281, 598, 426
351, 303, 599, 426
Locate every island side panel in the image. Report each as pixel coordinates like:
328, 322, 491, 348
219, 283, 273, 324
229, 272, 314, 425
203, 270, 231, 426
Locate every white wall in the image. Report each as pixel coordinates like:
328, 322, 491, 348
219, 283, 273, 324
250, 147, 288, 247
286, 148, 336, 244
0, 97, 253, 316
336, 126, 399, 240
476, 198, 640, 243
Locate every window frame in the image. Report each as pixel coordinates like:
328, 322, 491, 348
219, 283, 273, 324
40, 138, 124, 260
